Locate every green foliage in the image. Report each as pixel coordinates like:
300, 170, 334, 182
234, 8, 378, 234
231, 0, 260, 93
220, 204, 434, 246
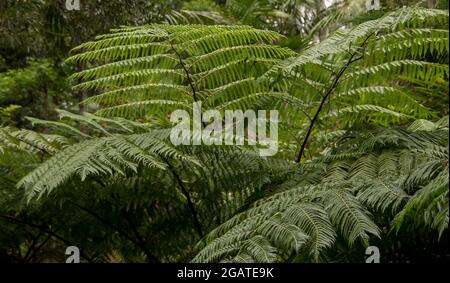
0, 0, 186, 66
0, 105, 21, 126
194, 119, 448, 262
267, 6, 448, 160
0, 3, 448, 263
66, 24, 295, 121
0, 60, 71, 126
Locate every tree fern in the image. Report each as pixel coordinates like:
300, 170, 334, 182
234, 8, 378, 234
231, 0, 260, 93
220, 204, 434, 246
66, 25, 295, 121
194, 118, 448, 262
1, 6, 447, 263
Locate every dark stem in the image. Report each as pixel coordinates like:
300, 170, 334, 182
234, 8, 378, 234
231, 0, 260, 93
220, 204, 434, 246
170, 42, 207, 128
295, 34, 374, 163
0, 214, 94, 263
122, 210, 159, 263
166, 42, 205, 238
68, 201, 159, 263
170, 42, 199, 102
22, 232, 42, 263
162, 156, 204, 238
25, 233, 53, 263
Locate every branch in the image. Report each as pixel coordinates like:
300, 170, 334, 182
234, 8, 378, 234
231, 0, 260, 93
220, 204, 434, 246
170, 42, 199, 102
162, 156, 204, 238
170, 41, 207, 128
85, 180, 159, 262
68, 201, 160, 263
0, 214, 94, 263
122, 210, 160, 263
25, 233, 53, 263
295, 33, 374, 163
22, 232, 42, 263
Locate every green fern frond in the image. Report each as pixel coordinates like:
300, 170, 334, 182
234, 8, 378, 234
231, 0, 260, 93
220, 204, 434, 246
17, 129, 199, 201
67, 24, 294, 120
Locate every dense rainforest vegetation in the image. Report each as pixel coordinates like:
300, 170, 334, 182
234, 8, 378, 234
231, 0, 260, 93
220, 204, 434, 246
0, 0, 448, 263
